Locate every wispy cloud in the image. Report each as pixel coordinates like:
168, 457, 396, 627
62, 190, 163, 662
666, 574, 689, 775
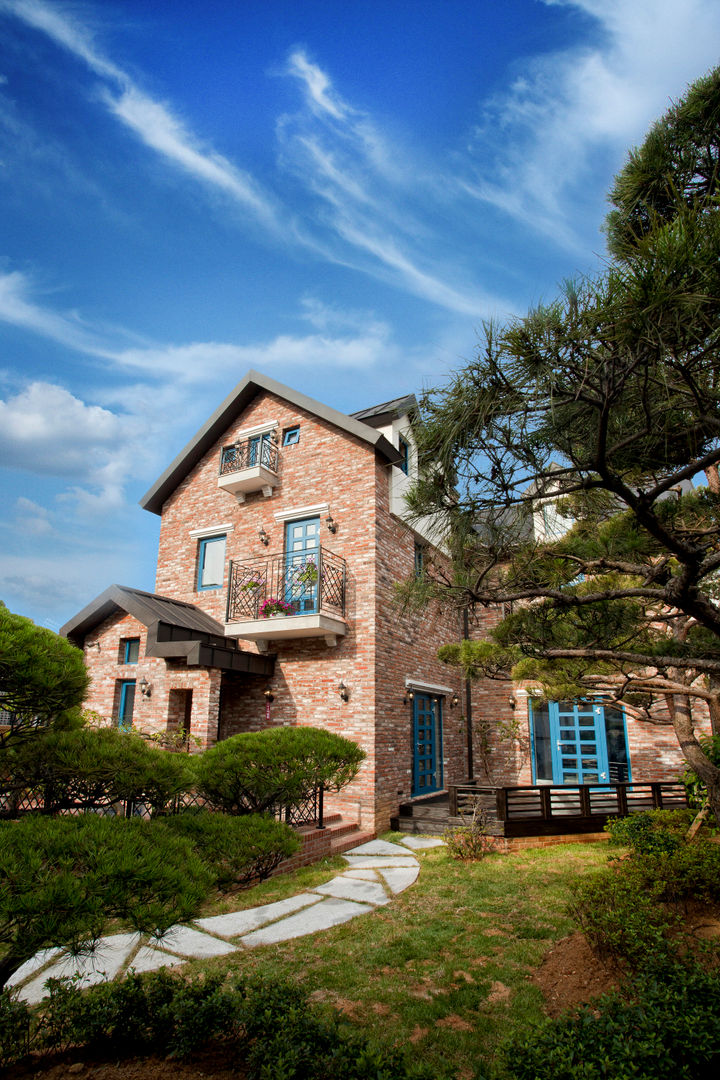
462, 0, 720, 245
1, 0, 280, 229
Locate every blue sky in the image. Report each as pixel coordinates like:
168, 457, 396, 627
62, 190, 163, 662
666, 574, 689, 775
2, 0, 720, 630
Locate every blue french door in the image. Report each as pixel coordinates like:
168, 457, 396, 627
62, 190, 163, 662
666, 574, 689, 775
531, 701, 630, 784
412, 694, 443, 796
551, 701, 608, 784
284, 517, 320, 613
249, 432, 273, 466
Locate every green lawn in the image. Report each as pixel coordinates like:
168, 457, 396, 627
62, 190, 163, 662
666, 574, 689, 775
175, 836, 611, 1079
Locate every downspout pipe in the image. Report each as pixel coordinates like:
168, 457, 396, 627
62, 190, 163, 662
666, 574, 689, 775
463, 606, 474, 780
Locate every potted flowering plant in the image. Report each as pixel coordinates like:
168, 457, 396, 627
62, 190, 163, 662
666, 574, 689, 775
241, 575, 265, 591
297, 558, 318, 586
260, 597, 293, 618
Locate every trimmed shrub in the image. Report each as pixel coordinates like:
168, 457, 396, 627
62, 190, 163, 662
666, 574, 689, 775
496, 961, 720, 1080
605, 808, 691, 854
195, 726, 365, 815
0, 814, 212, 989
158, 810, 300, 888
39, 968, 241, 1059
20, 971, 441, 1077
2, 726, 195, 817
237, 976, 440, 1080
569, 868, 676, 969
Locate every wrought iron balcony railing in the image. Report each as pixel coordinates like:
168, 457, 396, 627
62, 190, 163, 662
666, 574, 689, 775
226, 546, 346, 622
219, 435, 279, 476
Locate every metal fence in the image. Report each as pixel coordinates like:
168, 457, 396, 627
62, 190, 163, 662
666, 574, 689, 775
227, 546, 346, 622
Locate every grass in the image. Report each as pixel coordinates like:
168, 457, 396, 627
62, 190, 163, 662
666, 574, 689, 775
163, 835, 610, 1078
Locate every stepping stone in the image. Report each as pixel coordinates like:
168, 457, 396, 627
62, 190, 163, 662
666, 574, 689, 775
242, 897, 373, 947
398, 836, 445, 850
343, 855, 418, 869
378, 866, 420, 894
17, 933, 139, 1005
7, 947, 62, 988
347, 839, 414, 857
195, 893, 323, 939
314, 876, 390, 905
152, 925, 239, 958
128, 946, 186, 974
342, 869, 379, 881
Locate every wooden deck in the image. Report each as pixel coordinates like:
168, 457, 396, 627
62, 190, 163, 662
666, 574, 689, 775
393, 781, 688, 838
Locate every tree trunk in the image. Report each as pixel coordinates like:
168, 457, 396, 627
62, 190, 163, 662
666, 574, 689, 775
704, 463, 720, 494
667, 692, 720, 827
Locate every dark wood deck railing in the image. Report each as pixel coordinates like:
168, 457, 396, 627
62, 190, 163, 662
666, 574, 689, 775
448, 781, 688, 836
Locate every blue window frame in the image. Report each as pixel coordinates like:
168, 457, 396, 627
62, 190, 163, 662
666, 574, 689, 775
282, 426, 300, 446
118, 680, 136, 729
123, 638, 140, 664
398, 435, 410, 475
197, 534, 226, 591
529, 700, 631, 784
414, 542, 425, 578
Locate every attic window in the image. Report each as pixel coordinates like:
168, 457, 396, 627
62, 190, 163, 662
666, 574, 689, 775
283, 426, 300, 446
398, 435, 410, 475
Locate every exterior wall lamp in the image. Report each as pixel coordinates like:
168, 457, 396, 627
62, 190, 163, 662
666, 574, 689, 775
403, 689, 415, 705
258, 527, 270, 546
263, 687, 275, 703
509, 695, 516, 709
450, 693, 459, 708
139, 677, 152, 699
338, 681, 349, 702
326, 514, 337, 533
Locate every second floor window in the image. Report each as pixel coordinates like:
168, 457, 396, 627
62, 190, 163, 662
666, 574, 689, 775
197, 534, 226, 590
398, 435, 410, 475
122, 638, 140, 664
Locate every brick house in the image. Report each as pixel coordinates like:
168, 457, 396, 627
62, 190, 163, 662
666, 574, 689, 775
61, 371, 698, 834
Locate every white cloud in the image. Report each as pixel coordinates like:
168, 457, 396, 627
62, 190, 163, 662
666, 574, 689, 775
0, 269, 109, 356
463, 0, 720, 245
0, 382, 125, 475
106, 87, 280, 229
286, 49, 349, 121
14, 495, 52, 535
2, 0, 280, 232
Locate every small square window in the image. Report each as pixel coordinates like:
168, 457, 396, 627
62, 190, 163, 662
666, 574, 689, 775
122, 638, 140, 664
282, 426, 300, 446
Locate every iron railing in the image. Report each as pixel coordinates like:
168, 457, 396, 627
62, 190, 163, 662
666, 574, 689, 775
0, 785, 324, 828
219, 436, 279, 476
226, 546, 346, 622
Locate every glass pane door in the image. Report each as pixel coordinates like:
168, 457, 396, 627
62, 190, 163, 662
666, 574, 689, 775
284, 517, 320, 613
550, 702, 608, 784
412, 694, 443, 796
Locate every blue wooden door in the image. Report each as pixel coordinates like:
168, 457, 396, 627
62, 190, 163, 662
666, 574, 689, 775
412, 694, 443, 796
550, 701, 609, 784
284, 517, 320, 613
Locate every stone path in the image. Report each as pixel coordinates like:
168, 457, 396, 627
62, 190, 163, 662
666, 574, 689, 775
9, 836, 444, 1005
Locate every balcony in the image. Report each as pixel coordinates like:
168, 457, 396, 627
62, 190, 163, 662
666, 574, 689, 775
225, 547, 347, 650
217, 437, 279, 502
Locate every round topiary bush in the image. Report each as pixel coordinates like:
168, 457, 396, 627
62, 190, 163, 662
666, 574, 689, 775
195, 726, 365, 815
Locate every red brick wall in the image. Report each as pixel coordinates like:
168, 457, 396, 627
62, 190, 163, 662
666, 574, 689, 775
76, 386, 708, 829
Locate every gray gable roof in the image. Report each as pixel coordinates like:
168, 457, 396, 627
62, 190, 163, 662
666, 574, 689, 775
139, 370, 404, 516
60, 585, 227, 645
350, 394, 417, 428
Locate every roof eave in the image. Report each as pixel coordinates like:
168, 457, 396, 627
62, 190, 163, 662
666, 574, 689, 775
139, 369, 403, 516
